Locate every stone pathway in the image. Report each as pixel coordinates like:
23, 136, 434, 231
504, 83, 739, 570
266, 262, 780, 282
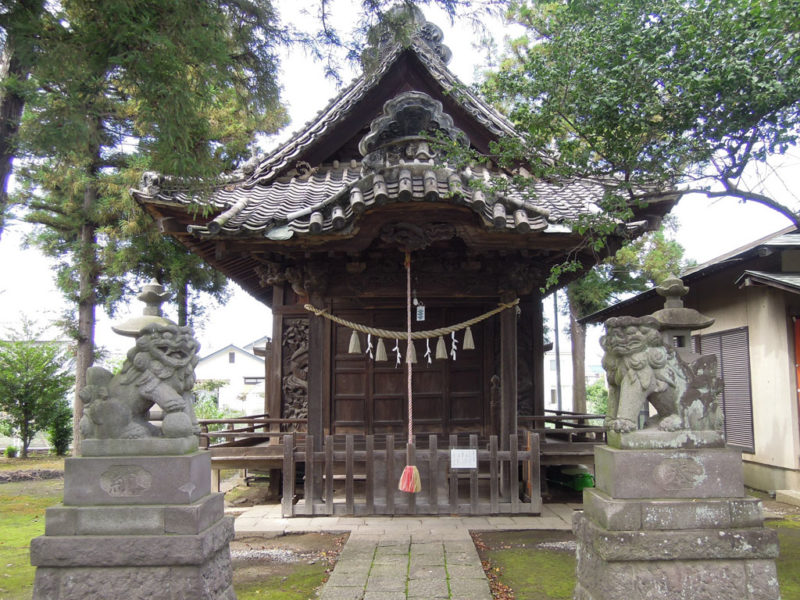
232, 504, 578, 600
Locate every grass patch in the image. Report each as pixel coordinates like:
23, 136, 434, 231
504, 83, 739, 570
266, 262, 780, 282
768, 519, 800, 599
0, 455, 65, 472
0, 479, 64, 599
476, 531, 575, 600
485, 547, 575, 599
234, 562, 331, 599
2, 470, 338, 599
477, 520, 800, 600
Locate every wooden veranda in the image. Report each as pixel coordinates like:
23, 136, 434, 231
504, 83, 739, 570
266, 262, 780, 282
197, 410, 604, 516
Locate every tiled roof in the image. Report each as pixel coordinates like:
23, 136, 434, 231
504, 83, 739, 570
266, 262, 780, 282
141, 161, 608, 238
133, 36, 674, 241
241, 39, 518, 187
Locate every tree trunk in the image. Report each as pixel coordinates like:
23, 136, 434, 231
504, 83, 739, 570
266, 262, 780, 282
0, 0, 45, 240
20, 418, 30, 459
569, 293, 587, 414
176, 279, 188, 326
72, 181, 99, 455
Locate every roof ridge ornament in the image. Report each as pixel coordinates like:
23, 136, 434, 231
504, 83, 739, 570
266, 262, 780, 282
360, 6, 452, 72
359, 91, 468, 170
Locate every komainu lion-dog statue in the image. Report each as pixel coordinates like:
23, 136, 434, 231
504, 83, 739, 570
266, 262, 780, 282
600, 315, 723, 436
79, 323, 200, 441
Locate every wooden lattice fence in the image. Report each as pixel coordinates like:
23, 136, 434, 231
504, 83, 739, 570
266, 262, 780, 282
282, 432, 541, 517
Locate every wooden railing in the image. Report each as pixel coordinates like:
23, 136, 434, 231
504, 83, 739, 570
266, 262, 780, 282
196, 415, 307, 448
518, 410, 605, 442
519, 410, 605, 466
281, 432, 541, 517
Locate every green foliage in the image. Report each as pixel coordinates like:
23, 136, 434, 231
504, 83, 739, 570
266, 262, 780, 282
46, 398, 72, 456
7, 0, 289, 418
567, 223, 690, 319
0, 322, 74, 458
195, 379, 230, 396
193, 395, 243, 444
585, 380, 608, 416
14, 0, 288, 315
4, 446, 18, 458
194, 396, 241, 421
488, 0, 800, 224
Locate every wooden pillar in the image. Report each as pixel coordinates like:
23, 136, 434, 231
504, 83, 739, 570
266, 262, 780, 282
307, 291, 326, 501
500, 294, 518, 449
268, 284, 284, 422
531, 290, 545, 418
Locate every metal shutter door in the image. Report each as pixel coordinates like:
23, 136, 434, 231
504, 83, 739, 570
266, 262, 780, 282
698, 328, 754, 452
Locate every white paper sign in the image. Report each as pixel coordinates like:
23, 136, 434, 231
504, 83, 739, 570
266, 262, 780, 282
450, 448, 477, 469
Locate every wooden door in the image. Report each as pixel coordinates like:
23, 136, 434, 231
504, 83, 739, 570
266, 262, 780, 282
331, 305, 486, 435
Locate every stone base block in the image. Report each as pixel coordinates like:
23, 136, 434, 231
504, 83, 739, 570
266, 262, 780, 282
595, 446, 744, 499
573, 512, 780, 600
32, 513, 235, 599
32, 546, 236, 600
81, 436, 199, 457
607, 429, 725, 450
31, 515, 234, 567
45, 493, 224, 536
582, 489, 764, 531
63, 451, 211, 506
573, 511, 778, 562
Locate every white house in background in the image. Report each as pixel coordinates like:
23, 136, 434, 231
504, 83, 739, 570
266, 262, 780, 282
542, 349, 604, 413
194, 339, 268, 415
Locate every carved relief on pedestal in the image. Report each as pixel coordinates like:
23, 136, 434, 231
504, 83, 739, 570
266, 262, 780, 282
653, 457, 706, 491
99, 466, 153, 497
282, 318, 309, 428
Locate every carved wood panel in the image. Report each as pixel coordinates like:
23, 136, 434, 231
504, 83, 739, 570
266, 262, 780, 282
282, 318, 309, 428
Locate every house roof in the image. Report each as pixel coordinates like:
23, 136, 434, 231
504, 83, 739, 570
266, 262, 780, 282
735, 270, 800, 295
198, 343, 265, 364
580, 225, 800, 324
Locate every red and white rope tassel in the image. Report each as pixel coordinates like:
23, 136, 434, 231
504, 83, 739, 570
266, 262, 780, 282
399, 250, 421, 493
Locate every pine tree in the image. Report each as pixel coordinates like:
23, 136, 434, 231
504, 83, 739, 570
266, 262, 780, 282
13, 0, 287, 451
0, 0, 46, 240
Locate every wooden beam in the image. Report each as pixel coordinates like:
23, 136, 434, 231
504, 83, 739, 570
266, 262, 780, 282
307, 291, 326, 501
268, 285, 284, 424
500, 293, 518, 450
531, 290, 545, 417
157, 217, 190, 236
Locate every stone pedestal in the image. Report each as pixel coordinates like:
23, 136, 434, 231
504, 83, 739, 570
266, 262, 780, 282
574, 446, 780, 600
31, 451, 236, 600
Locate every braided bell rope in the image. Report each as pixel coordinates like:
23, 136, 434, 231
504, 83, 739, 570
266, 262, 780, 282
405, 252, 413, 445
303, 297, 520, 340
